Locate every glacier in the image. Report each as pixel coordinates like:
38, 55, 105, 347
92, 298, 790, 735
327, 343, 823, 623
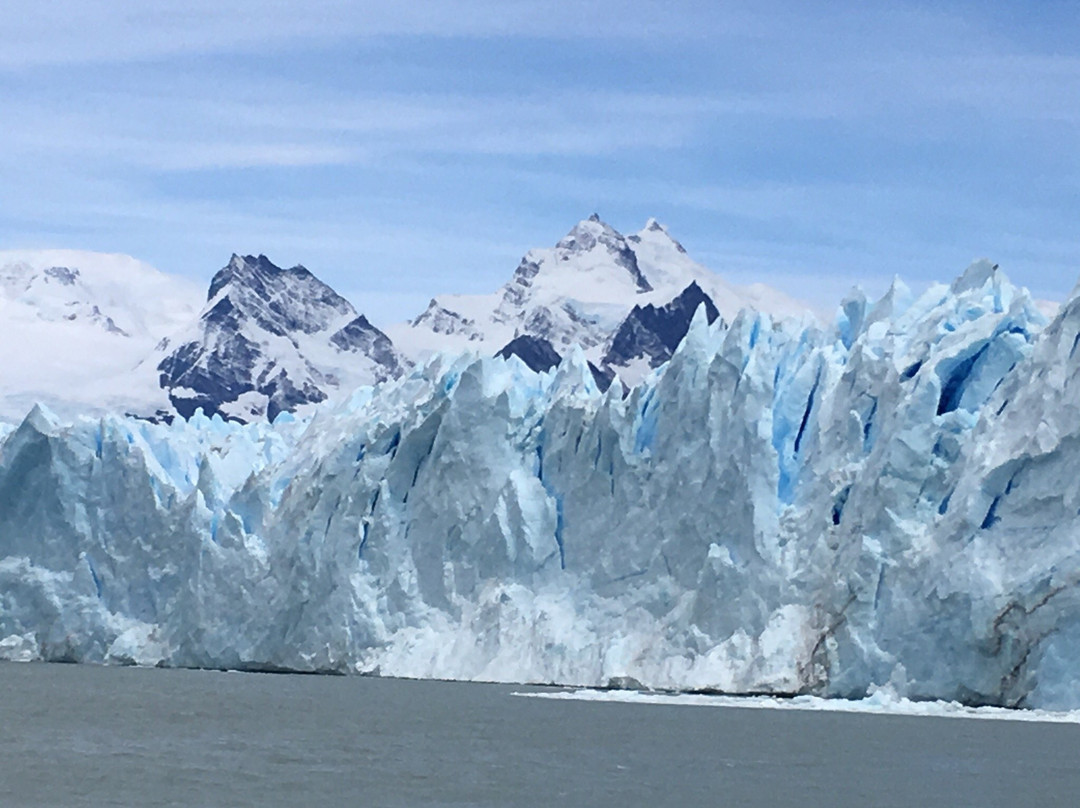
4, 261, 1080, 710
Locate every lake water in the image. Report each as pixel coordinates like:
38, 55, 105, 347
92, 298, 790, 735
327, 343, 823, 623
2, 662, 1079, 807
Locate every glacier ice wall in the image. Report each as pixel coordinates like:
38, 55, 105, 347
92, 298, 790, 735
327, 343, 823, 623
3, 262, 1080, 709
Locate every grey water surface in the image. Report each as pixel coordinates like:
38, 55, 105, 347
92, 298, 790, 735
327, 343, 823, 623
1, 662, 1079, 807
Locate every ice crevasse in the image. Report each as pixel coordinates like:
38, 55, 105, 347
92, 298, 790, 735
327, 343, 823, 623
4, 261, 1080, 710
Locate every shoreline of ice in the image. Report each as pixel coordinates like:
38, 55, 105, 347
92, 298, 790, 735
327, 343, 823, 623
6, 654, 1079, 724
511, 687, 1080, 725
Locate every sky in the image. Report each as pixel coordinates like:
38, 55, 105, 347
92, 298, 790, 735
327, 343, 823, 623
1, 0, 1077, 325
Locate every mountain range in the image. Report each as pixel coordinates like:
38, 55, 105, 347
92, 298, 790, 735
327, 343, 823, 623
0, 217, 814, 422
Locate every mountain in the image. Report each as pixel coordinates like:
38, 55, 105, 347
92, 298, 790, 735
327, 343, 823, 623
387, 215, 813, 374
494, 282, 722, 391
157, 254, 405, 421
0, 249, 201, 420
494, 333, 616, 392
599, 281, 722, 385
10, 260, 1080, 712
494, 334, 563, 374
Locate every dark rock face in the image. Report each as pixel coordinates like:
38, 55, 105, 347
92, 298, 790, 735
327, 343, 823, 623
501, 258, 543, 309
493, 284, 721, 394
156, 325, 266, 420
587, 361, 617, 393
158, 254, 403, 422
410, 301, 483, 341
494, 335, 619, 394
203, 254, 355, 336
330, 314, 404, 377
43, 266, 79, 285
495, 335, 563, 373
602, 282, 721, 370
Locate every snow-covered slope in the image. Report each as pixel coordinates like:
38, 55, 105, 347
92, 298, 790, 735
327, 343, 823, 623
387, 215, 814, 368
9, 259, 1080, 711
627, 218, 814, 321
0, 250, 201, 420
156, 254, 405, 421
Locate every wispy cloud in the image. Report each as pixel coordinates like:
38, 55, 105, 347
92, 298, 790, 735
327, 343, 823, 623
4, 82, 844, 173
1, 0, 1078, 319
0, 0, 754, 68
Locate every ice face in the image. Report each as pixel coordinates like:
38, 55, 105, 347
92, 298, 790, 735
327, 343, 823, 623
3, 263, 1079, 710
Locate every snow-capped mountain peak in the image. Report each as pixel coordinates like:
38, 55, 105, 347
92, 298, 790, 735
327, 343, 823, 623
158, 253, 405, 422
204, 254, 357, 336
503, 215, 654, 312
0, 261, 128, 335
0, 249, 202, 420
391, 215, 815, 366
633, 217, 688, 254
601, 280, 722, 378
550, 214, 653, 293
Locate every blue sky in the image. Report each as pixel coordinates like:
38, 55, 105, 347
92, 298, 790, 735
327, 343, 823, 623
1, 1, 1077, 324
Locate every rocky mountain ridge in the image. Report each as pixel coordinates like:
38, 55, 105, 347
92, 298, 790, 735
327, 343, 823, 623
0, 218, 812, 422
157, 254, 404, 421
